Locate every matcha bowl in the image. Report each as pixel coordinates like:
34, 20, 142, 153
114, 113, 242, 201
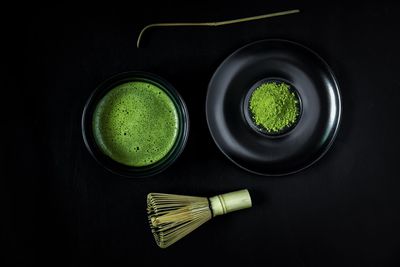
82, 71, 189, 178
243, 78, 303, 137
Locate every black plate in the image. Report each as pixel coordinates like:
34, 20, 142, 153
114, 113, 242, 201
206, 39, 341, 176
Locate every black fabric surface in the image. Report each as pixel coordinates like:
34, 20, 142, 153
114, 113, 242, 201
5, 1, 400, 266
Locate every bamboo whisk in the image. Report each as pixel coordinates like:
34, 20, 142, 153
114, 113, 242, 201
147, 189, 252, 248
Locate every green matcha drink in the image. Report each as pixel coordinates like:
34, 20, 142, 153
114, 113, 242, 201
92, 81, 179, 167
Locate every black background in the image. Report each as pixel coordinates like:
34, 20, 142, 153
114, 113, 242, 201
4, 1, 400, 266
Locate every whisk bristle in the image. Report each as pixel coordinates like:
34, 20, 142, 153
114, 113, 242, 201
147, 193, 212, 248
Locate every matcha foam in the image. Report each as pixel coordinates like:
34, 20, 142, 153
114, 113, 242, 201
92, 81, 179, 167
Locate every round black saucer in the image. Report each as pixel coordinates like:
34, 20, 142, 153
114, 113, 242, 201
206, 39, 341, 176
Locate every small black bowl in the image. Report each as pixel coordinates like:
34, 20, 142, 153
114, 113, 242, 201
243, 77, 303, 138
82, 71, 189, 178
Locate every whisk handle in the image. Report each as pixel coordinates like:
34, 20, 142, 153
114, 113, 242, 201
209, 189, 252, 217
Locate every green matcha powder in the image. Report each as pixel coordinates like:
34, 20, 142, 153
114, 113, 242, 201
249, 81, 299, 133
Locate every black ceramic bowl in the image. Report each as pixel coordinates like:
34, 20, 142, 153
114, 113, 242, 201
82, 71, 189, 178
206, 39, 342, 176
243, 77, 303, 137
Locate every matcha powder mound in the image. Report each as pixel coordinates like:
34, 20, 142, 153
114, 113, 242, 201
249, 81, 299, 133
